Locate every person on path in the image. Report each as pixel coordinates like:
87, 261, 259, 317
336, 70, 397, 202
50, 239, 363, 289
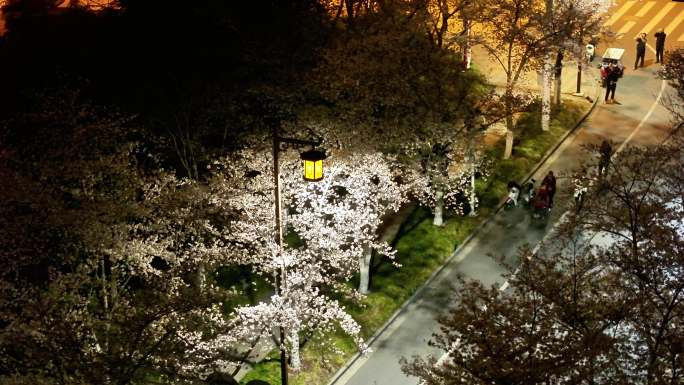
654, 28, 666, 64
573, 168, 588, 213
598, 140, 612, 177
635, 33, 647, 69
588, 37, 598, 62
542, 171, 557, 207
533, 184, 550, 212
507, 180, 521, 206
604, 63, 622, 104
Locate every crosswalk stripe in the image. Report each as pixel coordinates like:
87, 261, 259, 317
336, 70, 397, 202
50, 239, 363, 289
617, 21, 636, 35
641, 2, 677, 34
635, 1, 655, 17
604, 0, 637, 26
664, 9, 684, 35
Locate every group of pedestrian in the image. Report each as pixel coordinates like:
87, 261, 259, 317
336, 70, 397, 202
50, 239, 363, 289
523, 141, 612, 215
603, 29, 667, 105
532, 171, 557, 211
635, 29, 667, 69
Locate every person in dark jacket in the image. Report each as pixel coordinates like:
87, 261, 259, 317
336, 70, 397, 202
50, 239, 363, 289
533, 184, 550, 211
542, 170, 557, 207
604, 63, 622, 104
654, 28, 666, 64
635, 33, 647, 69
598, 140, 612, 177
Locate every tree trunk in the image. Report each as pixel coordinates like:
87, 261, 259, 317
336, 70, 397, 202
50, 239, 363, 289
554, 71, 562, 105
358, 244, 372, 294
195, 263, 206, 289
469, 171, 477, 216
504, 90, 514, 159
433, 189, 444, 226
504, 126, 514, 160
281, 205, 288, 241
554, 50, 563, 105
101, 257, 113, 385
541, 54, 553, 132
463, 18, 472, 70
289, 330, 301, 371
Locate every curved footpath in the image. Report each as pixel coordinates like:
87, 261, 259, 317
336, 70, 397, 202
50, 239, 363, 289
329, 53, 674, 385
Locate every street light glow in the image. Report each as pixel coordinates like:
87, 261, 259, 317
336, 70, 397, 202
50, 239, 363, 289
301, 149, 326, 182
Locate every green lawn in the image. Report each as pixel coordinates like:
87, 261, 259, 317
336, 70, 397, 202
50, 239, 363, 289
240, 99, 590, 385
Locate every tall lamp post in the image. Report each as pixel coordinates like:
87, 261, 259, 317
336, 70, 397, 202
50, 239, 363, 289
272, 126, 326, 385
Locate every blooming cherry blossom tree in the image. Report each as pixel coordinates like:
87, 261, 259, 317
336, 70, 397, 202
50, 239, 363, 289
0, 99, 248, 384
201, 147, 409, 370
401, 140, 488, 226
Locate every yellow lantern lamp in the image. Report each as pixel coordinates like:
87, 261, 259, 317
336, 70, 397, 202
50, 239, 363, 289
301, 149, 326, 181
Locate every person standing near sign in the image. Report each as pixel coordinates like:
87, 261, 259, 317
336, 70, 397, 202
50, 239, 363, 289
654, 28, 666, 64
635, 33, 647, 69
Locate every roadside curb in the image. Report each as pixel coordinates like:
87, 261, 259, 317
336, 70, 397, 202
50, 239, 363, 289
327, 67, 601, 385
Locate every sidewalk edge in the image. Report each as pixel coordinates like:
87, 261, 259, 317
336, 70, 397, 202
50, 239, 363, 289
327, 70, 600, 385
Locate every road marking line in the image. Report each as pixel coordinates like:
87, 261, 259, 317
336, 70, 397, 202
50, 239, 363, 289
604, 0, 636, 26
679, 31, 684, 42
665, 9, 684, 35
635, 1, 655, 17
617, 21, 636, 35
616, 79, 667, 154
642, 2, 676, 34
496, 211, 567, 294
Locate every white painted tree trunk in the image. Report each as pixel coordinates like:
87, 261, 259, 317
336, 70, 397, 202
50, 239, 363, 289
281, 205, 288, 239
433, 189, 444, 226
463, 18, 472, 70
195, 263, 206, 289
469, 172, 477, 217
289, 330, 301, 371
358, 244, 372, 294
504, 129, 514, 159
504, 85, 514, 159
541, 54, 553, 132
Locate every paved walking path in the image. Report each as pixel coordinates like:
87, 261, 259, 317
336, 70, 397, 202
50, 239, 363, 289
329, 37, 675, 385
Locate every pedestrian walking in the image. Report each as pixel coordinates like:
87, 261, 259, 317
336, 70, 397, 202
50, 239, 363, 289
532, 184, 551, 222
542, 170, 557, 207
573, 168, 588, 213
604, 63, 622, 104
588, 37, 598, 61
598, 140, 612, 177
654, 28, 666, 64
506, 180, 521, 207
635, 33, 647, 69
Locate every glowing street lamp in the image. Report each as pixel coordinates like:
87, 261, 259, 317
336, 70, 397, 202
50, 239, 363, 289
301, 149, 326, 182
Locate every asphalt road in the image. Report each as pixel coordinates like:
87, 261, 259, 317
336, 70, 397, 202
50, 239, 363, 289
329, 3, 677, 383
